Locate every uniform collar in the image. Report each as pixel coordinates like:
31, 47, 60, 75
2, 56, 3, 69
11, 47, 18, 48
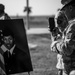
1, 44, 16, 54
69, 18, 75, 24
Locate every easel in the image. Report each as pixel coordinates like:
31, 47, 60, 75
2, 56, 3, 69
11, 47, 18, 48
28, 72, 30, 75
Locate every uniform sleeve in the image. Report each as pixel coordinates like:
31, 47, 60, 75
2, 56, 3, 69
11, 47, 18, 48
51, 41, 58, 52
57, 24, 75, 56
50, 33, 62, 53
51, 40, 61, 53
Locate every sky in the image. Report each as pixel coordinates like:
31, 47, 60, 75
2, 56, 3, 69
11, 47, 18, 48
0, 0, 63, 16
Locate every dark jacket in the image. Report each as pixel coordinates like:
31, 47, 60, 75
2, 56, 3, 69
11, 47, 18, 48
4, 46, 33, 74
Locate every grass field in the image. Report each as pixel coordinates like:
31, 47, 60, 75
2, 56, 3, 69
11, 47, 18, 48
27, 33, 58, 75
11, 15, 54, 28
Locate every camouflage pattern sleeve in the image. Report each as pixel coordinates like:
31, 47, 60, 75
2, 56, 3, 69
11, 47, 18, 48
51, 41, 58, 52
58, 23, 75, 56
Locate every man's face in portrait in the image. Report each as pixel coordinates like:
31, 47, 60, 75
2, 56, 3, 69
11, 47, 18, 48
3, 35, 14, 49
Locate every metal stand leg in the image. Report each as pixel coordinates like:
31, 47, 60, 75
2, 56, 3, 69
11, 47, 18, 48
28, 72, 30, 75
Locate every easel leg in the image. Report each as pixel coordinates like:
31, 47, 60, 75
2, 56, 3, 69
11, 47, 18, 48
28, 72, 30, 75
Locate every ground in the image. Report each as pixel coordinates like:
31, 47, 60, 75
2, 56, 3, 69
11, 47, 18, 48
14, 33, 58, 75
27, 33, 58, 75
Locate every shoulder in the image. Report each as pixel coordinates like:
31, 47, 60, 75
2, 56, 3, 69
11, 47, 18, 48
13, 46, 21, 52
66, 20, 75, 32
4, 13, 11, 19
69, 19, 75, 27
70, 22, 75, 32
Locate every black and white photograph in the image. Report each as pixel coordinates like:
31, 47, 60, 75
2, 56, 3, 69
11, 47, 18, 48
0, 0, 75, 75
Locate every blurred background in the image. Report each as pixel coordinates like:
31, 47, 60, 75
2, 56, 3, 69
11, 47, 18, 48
0, 0, 63, 75
0, 0, 62, 29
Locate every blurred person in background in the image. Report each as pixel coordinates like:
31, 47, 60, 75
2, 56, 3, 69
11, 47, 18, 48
0, 4, 10, 20
0, 3, 10, 75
